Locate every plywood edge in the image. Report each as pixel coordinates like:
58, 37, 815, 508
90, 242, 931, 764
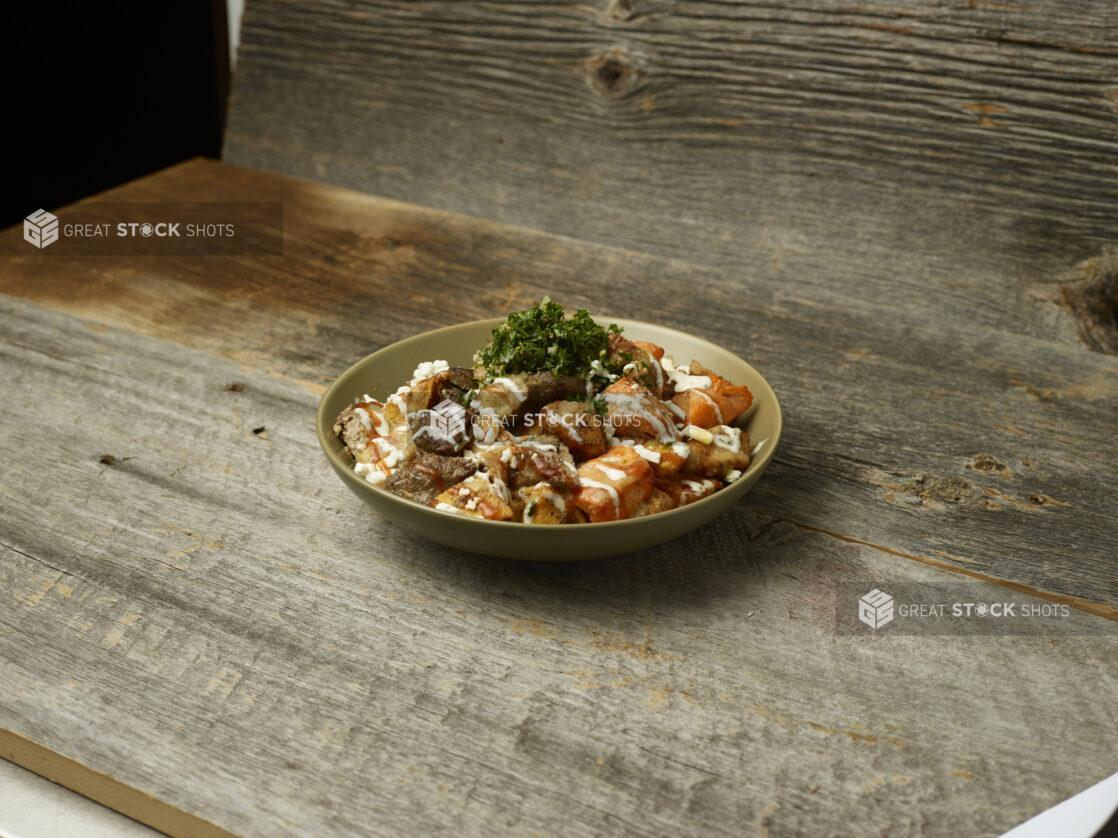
0, 728, 240, 838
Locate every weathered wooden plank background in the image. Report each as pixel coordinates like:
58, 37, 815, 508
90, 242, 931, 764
224, 0, 1118, 348
0, 291, 1115, 837
1, 160, 1114, 613
5, 3, 1118, 832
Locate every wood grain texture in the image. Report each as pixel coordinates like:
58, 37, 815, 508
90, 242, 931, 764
224, 0, 1118, 348
0, 159, 1114, 611
0, 294, 1115, 838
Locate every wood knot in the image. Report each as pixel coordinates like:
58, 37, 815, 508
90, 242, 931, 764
607, 0, 635, 20
588, 49, 643, 99
1058, 255, 1118, 355
965, 453, 1013, 479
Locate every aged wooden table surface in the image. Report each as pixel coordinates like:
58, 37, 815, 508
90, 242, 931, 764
0, 158, 1115, 837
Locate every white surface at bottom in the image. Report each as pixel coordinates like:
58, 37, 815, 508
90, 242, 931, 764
1, 753, 1114, 838
0, 758, 163, 838
999, 770, 1118, 838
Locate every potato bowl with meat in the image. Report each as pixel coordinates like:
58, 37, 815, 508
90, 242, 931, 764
317, 302, 782, 560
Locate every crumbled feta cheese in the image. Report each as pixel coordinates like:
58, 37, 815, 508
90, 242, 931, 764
354, 462, 387, 485
409, 359, 449, 385
683, 424, 713, 445
725, 469, 743, 483
633, 444, 662, 463
372, 437, 404, 468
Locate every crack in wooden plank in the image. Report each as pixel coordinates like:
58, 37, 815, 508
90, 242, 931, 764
766, 515, 1118, 622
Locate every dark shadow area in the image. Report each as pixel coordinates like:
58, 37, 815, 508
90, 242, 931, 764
6, 1, 228, 227
386, 503, 832, 623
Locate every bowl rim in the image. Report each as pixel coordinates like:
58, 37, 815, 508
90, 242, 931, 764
316, 315, 783, 530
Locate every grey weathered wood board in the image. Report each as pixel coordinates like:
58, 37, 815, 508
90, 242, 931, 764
0, 293, 1115, 838
224, 0, 1118, 348
1, 160, 1114, 612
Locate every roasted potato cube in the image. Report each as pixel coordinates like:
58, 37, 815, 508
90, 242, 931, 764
623, 439, 689, 478
632, 340, 665, 361
434, 474, 514, 521
601, 378, 679, 442
538, 401, 608, 461
671, 361, 753, 428
516, 483, 573, 524
574, 445, 655, 522
682, 426, 751, 479
631, 487, 678, 518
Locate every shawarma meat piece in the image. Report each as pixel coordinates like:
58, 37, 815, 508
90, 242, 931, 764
479, 437, 578, 492
474, 372, 585, 420
333, 399, 394, 461
608, 333, 667, 396
407, 367, 478, 412
383, 453, 477, 506
408, 405, 472, 455
654, 476, 722, 507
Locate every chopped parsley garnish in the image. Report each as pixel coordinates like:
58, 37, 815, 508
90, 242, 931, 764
476, 297, 622, 383
591, 395, 608, 419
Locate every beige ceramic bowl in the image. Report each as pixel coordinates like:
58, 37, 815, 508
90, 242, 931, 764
317, 317, 782, 560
